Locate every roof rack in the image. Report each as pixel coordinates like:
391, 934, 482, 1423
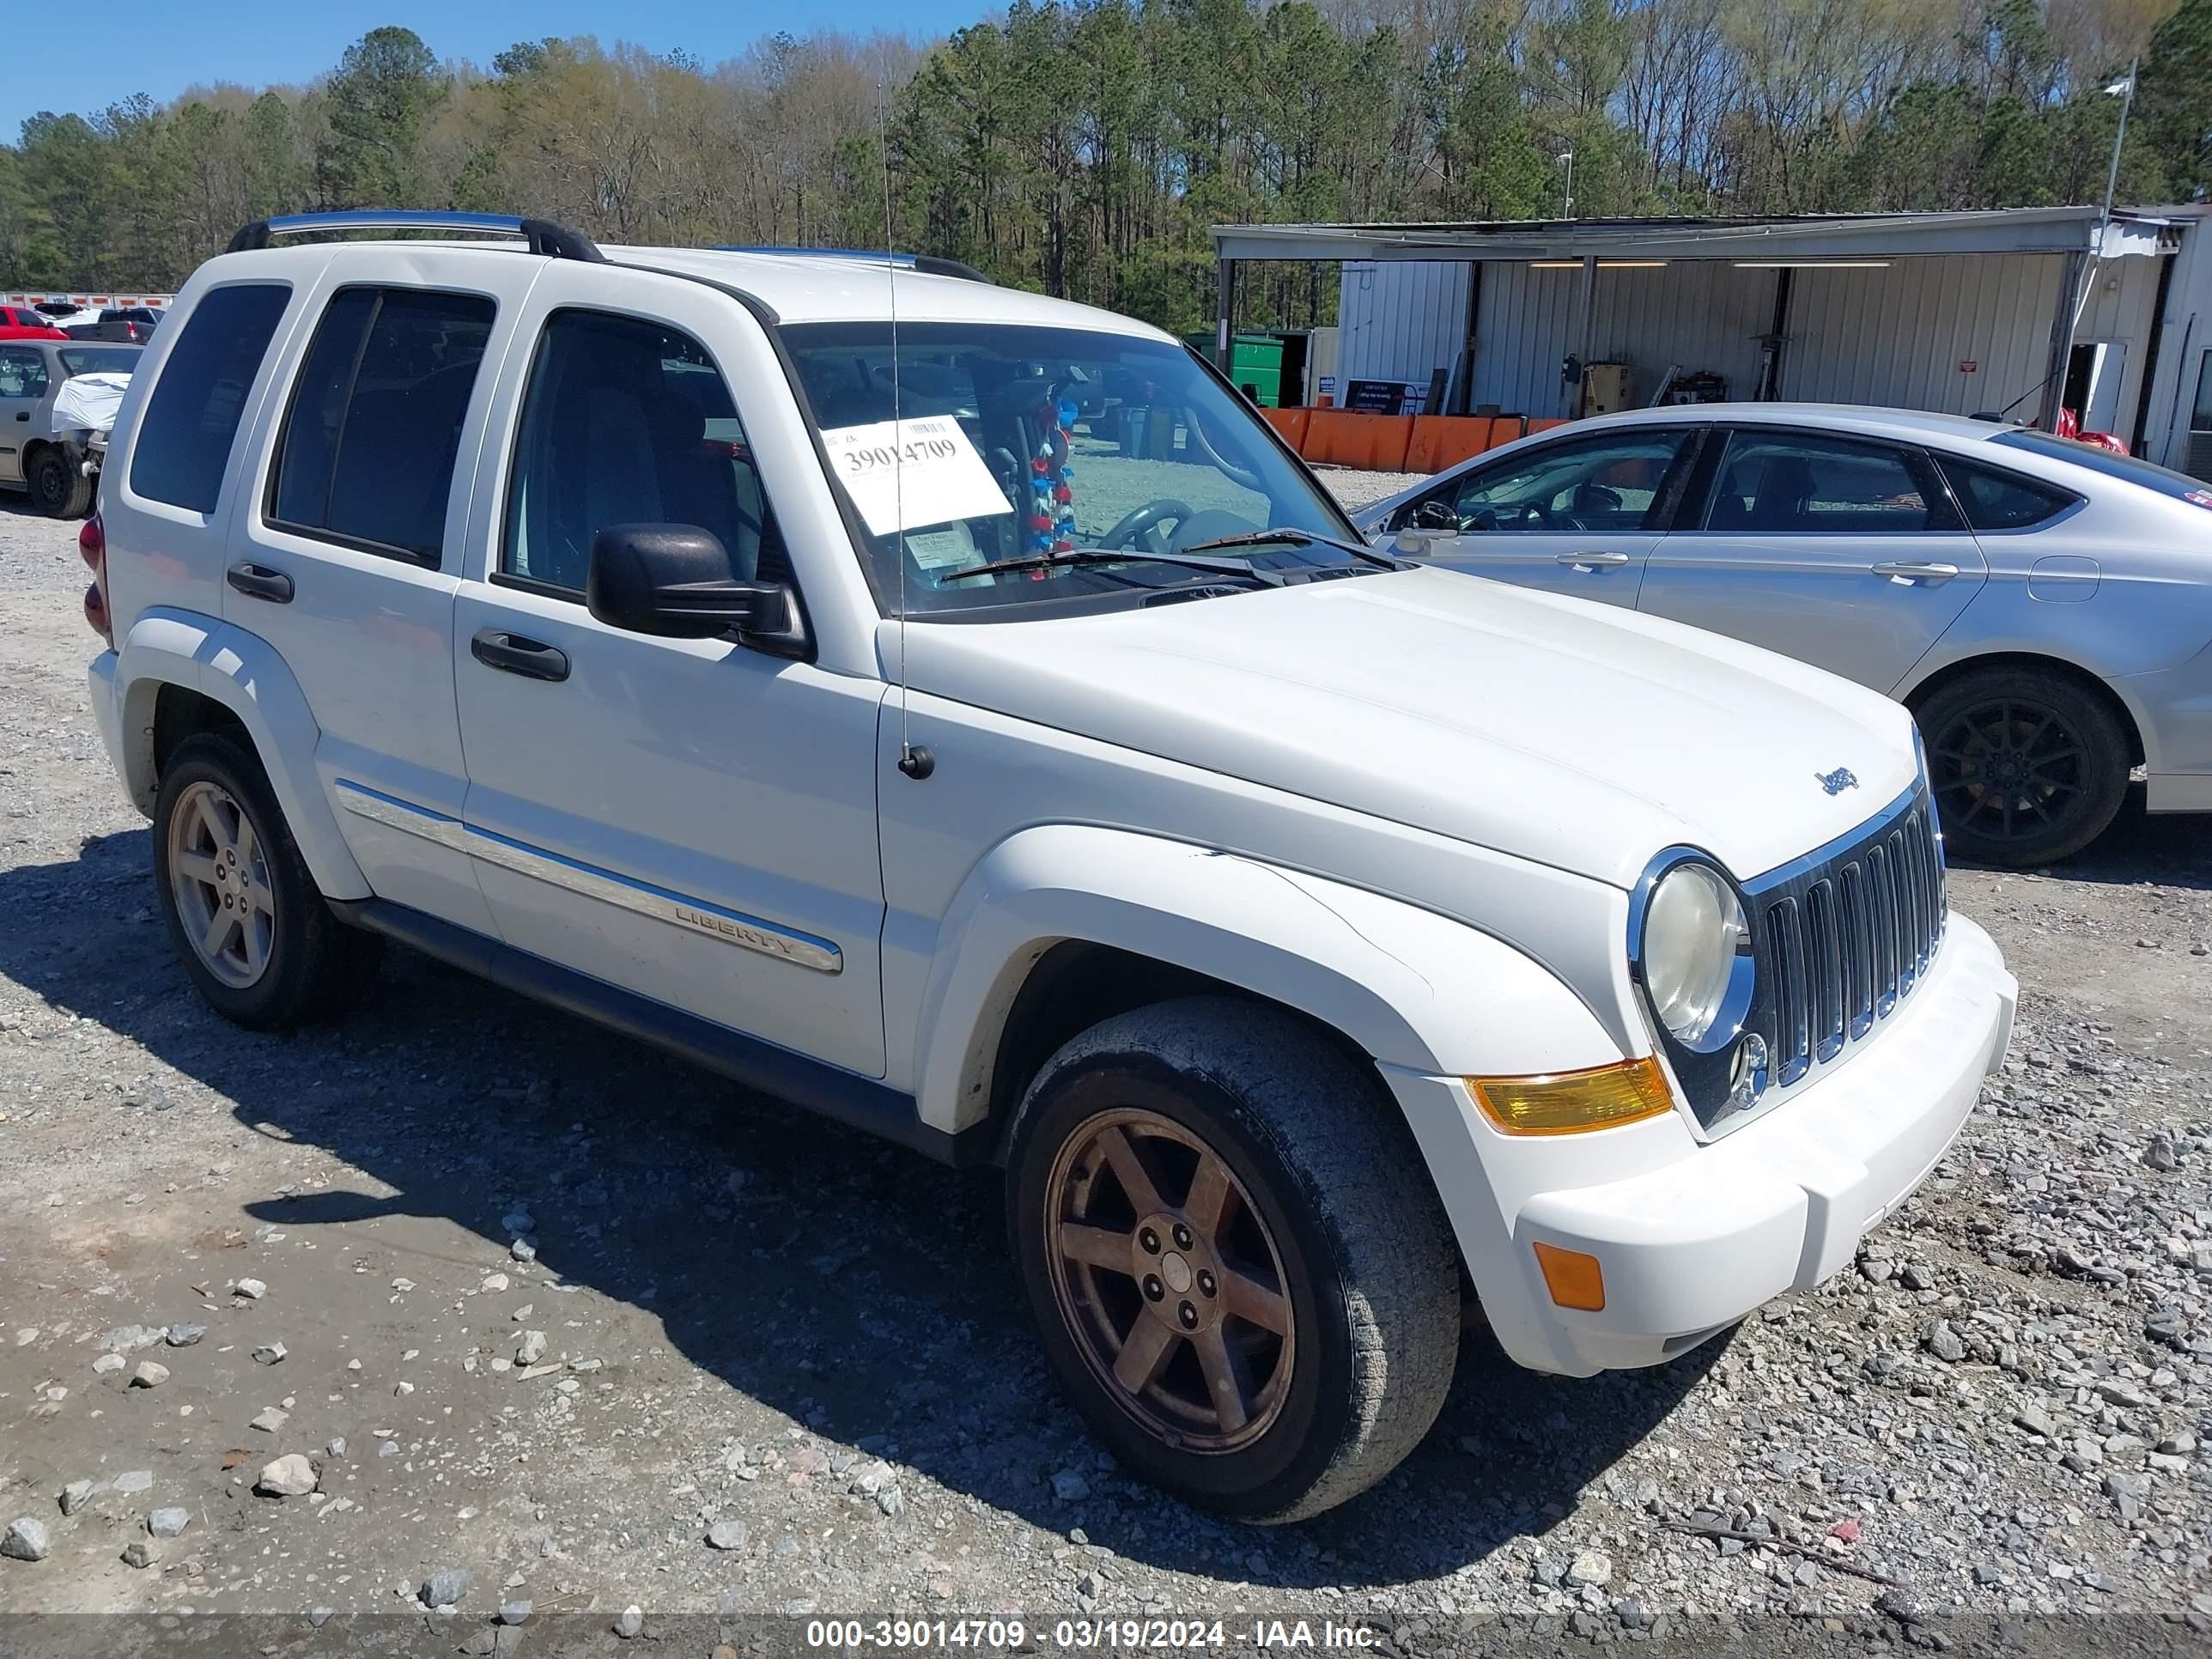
712, 246, 993, 285
227, 211, 604, 263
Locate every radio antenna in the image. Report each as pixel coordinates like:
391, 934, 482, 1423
881, 82, 932, 781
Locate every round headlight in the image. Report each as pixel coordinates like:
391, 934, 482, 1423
1641, 862, 1752, 1048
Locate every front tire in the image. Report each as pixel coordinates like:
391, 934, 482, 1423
152, 732, 383, 1029
1006, 997, 1460, 1522
1917, 666, 2130, 867
27, 447, 94, 519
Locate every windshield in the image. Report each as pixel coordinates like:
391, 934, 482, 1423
58, 345, 139, 378
781, 321, 1361, 614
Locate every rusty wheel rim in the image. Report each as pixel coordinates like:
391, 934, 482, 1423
1043, 1108, 1295, 1454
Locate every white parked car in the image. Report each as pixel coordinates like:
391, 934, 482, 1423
1357, 404, 2212, 868
82, 211, 2014, 1522
0, 337, 141, 515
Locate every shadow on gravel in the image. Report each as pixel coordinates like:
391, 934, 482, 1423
1949, 783, 2212, 892
7, 827, 1723, 1589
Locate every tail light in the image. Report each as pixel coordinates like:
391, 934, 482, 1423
81, 514, 112, 647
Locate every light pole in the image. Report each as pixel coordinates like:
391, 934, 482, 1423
2097, 58, 2137, 256
2050, 60, 2137, 432
1557, 151, 1575, 220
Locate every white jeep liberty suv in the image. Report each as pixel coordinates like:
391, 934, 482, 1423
82, 210, 2016, 1522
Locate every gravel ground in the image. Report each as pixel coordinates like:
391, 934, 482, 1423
3, 488, 2210, 1656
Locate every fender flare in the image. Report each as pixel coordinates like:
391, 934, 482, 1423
908, 823, 1626, 1135
114, 607, 370, 900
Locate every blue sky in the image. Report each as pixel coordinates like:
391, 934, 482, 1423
6, 1, 984, 138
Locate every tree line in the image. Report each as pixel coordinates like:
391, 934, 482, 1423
0, 0, 2205, 336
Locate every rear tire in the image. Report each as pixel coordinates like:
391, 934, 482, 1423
1917, 666, 2130, 868
1006, 996, 1460, 1522
27, 447, 94, 519
152, 732, 383, 1029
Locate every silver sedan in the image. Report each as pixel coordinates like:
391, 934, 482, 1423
1354, 404, 2212, 868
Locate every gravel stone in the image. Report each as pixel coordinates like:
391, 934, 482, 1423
706, 1519, 746, 1550
127, 1360, 169, 1389
119, 1540, 155, 1570
58, 1480, 91, 1516
112, 1471, 152, 1494
2, 1518, 52, 1562
252, 1341, 287, 1364
421, 1567, 471, 1607
146, 1507, 189, 1538
234, 1278, 266, 1299
515, 1330, 548, 1364
615, 1606, 644, 1639
250, 1407, 289, 1433
1050, 1469, 1090, 1504
1565, 1549, 1613, 1589
163, 1324, 204, 1346
255, 1455, 318, 1497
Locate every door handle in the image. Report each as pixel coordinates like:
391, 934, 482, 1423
1555, 550, 1632, 569
471, 629, 570, 683
12, 411, 26, 421
1870, 561, 1960, 585
225, 562, 294, 603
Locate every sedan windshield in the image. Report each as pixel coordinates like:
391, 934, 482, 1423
780, 320, 1364, 615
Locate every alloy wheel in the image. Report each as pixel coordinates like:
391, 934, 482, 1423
1929, 696, 2092, 848
1042, 1108, 1296, 1453
167, 780, 276, 989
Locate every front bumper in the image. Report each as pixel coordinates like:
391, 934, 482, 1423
1385, 914, 2015, 1376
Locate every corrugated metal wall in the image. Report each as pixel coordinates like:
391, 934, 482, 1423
1335, 261, 1471, 386
2139, 209, 2212, 473
1785, 255, 2063, 418
1469, 260, 1775, 416
1328, 246, 2169, 433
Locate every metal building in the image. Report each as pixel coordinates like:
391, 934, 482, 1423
1210, 207, 2212, 474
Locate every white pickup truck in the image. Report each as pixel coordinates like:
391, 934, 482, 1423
82, 210, 2015, 1522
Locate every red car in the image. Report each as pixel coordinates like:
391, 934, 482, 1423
0, 306, 67, 340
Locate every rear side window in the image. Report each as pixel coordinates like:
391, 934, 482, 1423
0, 346, 48, 399
128, 283, 289, 514
270, 286, 495, 562
1992, 428, 2212, 506
1936, 456, 2077, 531
1704, 431, 1949, 533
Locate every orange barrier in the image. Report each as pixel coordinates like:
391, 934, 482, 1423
1406, 416, 1497, 474
1523, 417, 1569, 436
1303, 410, 1413, 471
1260, 406, 1311, 452
1484, 415, 1526, 448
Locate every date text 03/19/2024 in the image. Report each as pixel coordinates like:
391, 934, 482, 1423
803, 1620, 1382, 1650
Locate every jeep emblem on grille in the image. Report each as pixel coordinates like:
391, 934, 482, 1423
1815, 767, 1859, 796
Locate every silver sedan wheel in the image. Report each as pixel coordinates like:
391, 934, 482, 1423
167, 781, 275, 989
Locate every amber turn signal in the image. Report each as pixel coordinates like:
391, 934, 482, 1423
1468, 1055, 1674, 1135
1532, 1242, 1606, 1311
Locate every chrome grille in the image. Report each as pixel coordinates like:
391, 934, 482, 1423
1755, 791, 1946, 1091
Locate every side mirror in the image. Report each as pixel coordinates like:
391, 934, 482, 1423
1413, 498, 1458, 530
586, 525, 801, 647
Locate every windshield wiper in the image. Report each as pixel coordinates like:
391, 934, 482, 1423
1178, 526, 1404, 570
938, 549, 1285, 586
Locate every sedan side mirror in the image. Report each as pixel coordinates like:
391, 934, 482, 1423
587, 524, 803, 651
1413, 498, 1458, 530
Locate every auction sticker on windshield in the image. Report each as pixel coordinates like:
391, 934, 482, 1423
822, 416, 1013, 538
